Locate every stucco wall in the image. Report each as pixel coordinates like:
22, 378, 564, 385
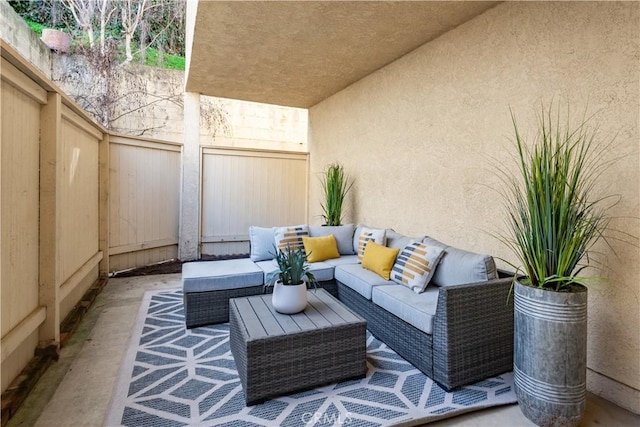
309, 1, 639, 413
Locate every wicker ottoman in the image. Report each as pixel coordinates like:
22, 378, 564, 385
182, 259, 264, 328
230, 288, 367, 405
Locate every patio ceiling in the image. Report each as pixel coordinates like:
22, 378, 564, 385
186, 1, 500, 108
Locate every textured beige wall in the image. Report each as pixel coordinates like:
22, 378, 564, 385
309, 1, 639, 413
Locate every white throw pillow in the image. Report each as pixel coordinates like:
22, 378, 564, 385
274, 224, 309, 253
354, 225, 386, 262
391, 241, 445, 293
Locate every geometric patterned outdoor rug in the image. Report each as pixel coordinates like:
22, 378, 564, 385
105, 289, 516, 427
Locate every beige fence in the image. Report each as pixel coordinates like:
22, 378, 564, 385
201, 147, 309, 255
1, 56, 43, 392
107, 144, 309, 268
0, 41, 310, 398
108, 136, 181, 272
1, 43, 108, 393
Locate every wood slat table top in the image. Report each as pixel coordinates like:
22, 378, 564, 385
230, 288, 365, 340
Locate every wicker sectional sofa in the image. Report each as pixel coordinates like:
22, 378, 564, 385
182, 223, 514, 391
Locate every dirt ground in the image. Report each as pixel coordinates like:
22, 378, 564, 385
111, 253, 249, 278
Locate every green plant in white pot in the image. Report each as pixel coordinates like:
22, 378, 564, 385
500, 104, 614, 427
266, 245, 317, 314
320, 162, 354, 226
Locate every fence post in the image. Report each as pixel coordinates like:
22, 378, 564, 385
98, 133, 110, 276
179, 92, 201, 261
38, 92, 61, 347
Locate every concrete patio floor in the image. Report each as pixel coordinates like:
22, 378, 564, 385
6, 273, 639, 427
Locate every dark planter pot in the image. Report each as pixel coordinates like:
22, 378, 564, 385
514, 281, 587, 427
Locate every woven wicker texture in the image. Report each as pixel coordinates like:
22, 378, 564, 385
336, 274, 513, 391
337, 282, 433, 376
184, 280, 338, 328
432, 276, 514, 389
230, 289, 367, 405
184, 285, 264, 328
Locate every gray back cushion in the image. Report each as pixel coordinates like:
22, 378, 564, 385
385, 229, 425, 250
309, 224, 355, 255
423, 237, 498, 286
249, 226, 276, 262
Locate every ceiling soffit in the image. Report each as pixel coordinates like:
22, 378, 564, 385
187, 1, 499, 108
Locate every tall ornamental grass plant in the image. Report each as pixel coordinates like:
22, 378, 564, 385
320, 163, 353, 226
501, 104, 613, 292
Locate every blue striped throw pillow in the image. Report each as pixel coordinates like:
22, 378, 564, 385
274, 225, 309, 253
391, 242, 445, 293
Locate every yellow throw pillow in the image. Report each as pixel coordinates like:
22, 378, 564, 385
302, 235, 340, 263
362, 241, 400, 280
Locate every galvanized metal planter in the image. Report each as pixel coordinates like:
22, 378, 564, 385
514, 281, 587, 427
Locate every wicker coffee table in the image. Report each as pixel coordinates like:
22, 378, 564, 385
229, 288, 367, 405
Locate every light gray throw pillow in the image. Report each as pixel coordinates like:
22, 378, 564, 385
309, 224, 355, 255
249, 226, 275, 262
424, 237, 498, 286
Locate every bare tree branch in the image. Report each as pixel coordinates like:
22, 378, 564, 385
53, 46, 229, 139
98, 0, 117, 54
120, 0, 154, 62
61, 0, 96, 47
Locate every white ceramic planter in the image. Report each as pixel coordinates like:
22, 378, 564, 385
272, 281, 307, 314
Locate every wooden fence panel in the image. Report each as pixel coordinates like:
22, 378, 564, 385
108, 136, 181, 272
0, 58, 48, 392
1, 78, 42, 336
0, 41, 311, 400
58, 106, 101, 311
201, 148, 309, 255
1, 46, 106, 395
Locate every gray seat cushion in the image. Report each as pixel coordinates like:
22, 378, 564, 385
423, 237, 498, 286
255, 260, 276, 282
182, 259, 264, 293
372, 285, 439, 334
335, 263, 391, 300
307, 261, 335, 282
255, 259, 335, 283
324, 255, 359, 266
309, 224, 355, 255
